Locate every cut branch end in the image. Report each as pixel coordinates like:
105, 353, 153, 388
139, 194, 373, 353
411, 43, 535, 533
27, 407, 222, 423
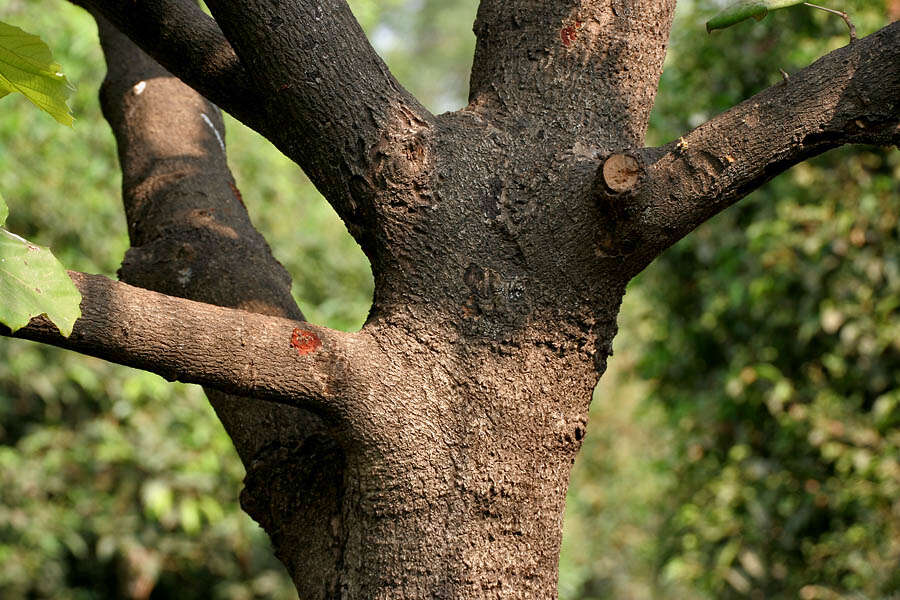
600, 153, 641, 193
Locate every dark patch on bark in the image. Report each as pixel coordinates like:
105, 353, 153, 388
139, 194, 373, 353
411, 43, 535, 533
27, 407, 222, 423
482, 176, 503, 219
241, 434, 347, 597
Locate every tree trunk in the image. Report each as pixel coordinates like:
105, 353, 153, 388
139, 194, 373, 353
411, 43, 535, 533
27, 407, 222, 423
234, 106, 631, 596
265, 338, 602, 596
8, 1, 900, 597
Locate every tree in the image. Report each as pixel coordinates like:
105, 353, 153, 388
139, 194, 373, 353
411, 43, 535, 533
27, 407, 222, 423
2, 0, 898, 596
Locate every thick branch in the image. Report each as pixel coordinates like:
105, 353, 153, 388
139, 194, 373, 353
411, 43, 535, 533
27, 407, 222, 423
89, 17, 355, 562
73, 0, 263, 132
469, 0, 676, 148
94, 17, 303, 321
93, 15, 343, 473
4, 273, 361, 423
200, 0, 434, 248
79, 0, 434, 250
595, 21, 900, 274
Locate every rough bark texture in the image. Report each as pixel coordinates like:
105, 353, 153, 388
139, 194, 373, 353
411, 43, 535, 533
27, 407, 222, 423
7, 1, 900, 597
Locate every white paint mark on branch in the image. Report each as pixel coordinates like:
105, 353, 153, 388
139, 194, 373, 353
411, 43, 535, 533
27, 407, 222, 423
201, 113, 226, 152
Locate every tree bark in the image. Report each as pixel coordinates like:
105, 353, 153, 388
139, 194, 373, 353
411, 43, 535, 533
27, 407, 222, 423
5, 1, 899, 596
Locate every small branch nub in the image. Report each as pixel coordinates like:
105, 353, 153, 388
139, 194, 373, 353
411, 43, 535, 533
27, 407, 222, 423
601, 153, 641, 193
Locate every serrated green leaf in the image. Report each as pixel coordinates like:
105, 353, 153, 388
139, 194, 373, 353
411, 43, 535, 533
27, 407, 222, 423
0, 20, 73, 125
706, 0, 806, 32
0, 193, 7, 227
0, 228, 81, 336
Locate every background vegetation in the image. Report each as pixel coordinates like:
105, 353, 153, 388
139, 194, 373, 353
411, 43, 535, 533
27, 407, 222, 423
0, 0, 896, 598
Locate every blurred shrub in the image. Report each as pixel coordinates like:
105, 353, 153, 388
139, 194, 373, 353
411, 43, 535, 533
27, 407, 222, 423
628, 1, 898, 598
563, 1, 897, 598
642, 147, 900, 599
0, 349, 297, 600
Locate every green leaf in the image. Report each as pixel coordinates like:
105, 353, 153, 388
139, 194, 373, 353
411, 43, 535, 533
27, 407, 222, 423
706, 0, 806, 32
0, 192, 7, 227
0, 227, 81, 336
0, 20, 73, 125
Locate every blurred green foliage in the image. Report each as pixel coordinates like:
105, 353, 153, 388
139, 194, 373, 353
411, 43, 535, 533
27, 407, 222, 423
564, 1, 900, 598
0, 0, 897, 598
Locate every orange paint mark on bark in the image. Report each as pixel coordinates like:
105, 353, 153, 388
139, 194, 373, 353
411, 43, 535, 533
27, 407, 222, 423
291, 328, 322, 355
561, 20, 583, 47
